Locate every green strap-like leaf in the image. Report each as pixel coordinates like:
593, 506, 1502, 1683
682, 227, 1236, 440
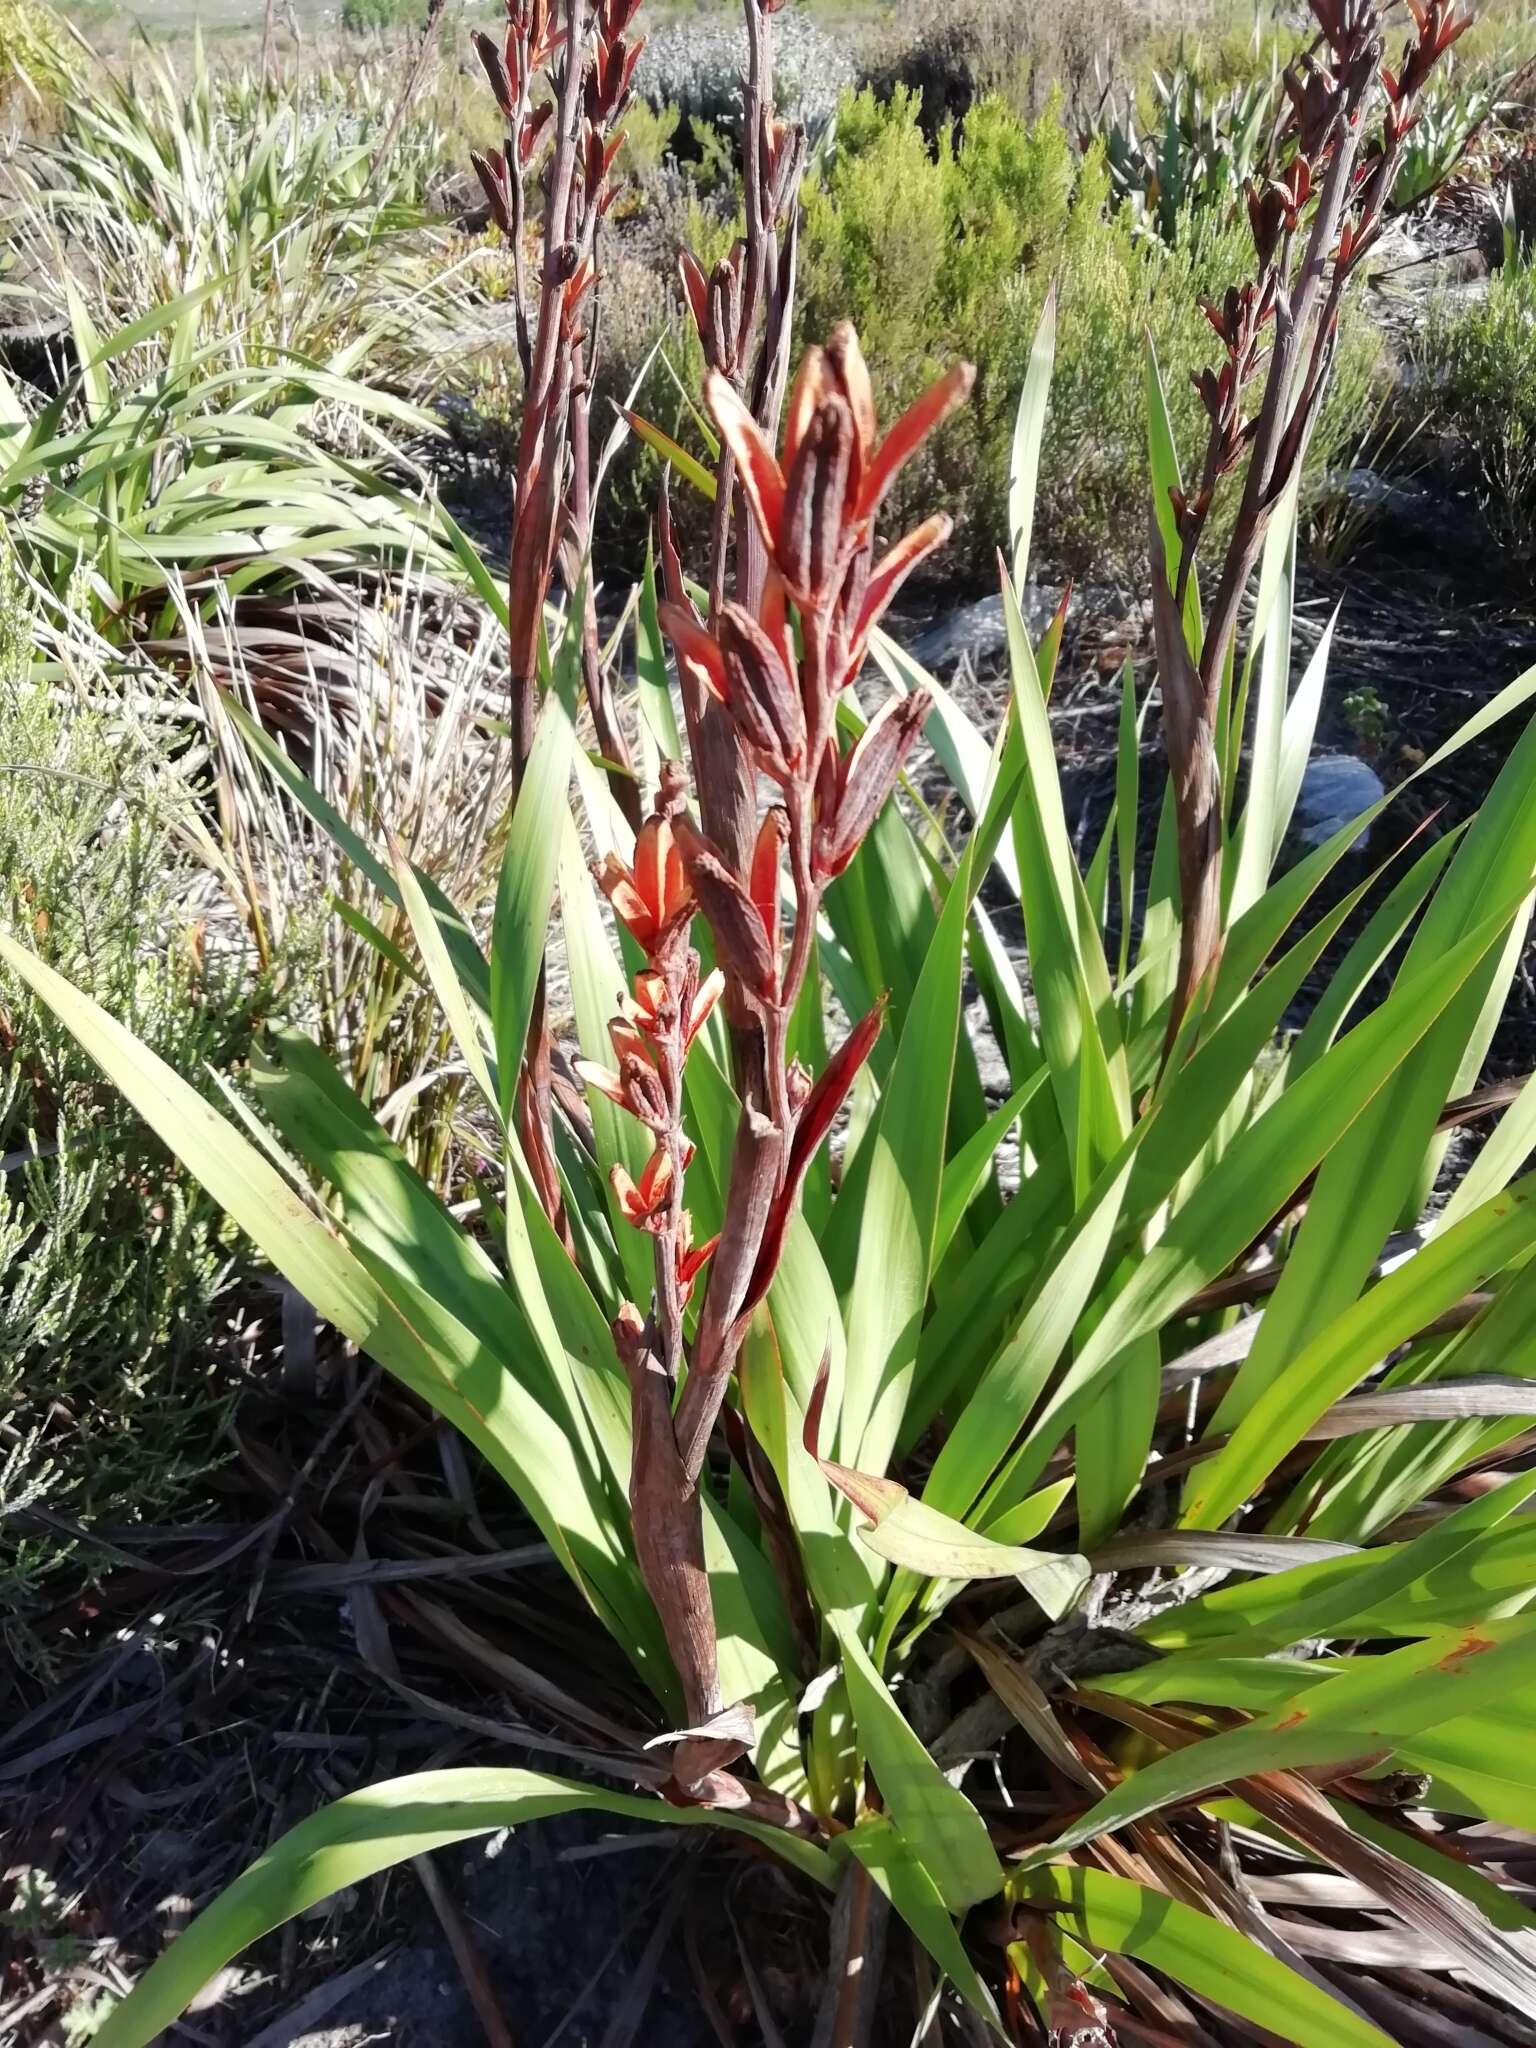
1021, 1615, 1536, 1869
1215, 701, 1536, 1435
1009, 1865, 1393, 2048
832, 1619, 1001, 1913
1184, 1174, 1536, 1530
93, 1767, 833, 2048
841, 1817, 1003, 2034
490, 626, 580, 1125
1009, 284, 1055, 592
968, 886, 1534, 1531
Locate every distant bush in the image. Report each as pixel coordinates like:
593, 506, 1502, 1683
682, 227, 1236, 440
614, 96, 681, 184
1418, 259, 1536, 565
0, 566, 266, 1658
797, 87, 1385, 578
634, 8, 855, 135
341, 0, 421, 33
870, 0, 1155, 129
1086, 67, 1277, 245
0, 0, 74, 105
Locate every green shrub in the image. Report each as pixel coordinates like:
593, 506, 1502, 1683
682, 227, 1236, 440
798, 87, 1385, 577
1418, 259, 1536, 565
0, 567, 266, 1656
0, 0, 75, 106
614, 96, 681, 183
341, 0, 422, 33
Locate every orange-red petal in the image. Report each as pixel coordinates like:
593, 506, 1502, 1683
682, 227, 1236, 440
677, 248, 709, 340
826, 323, 876, 506
687, 967, 725, 1044
595, 852, 657, 948
748, 807, 786, 953
848, 513, 954, 674
573, 1058, 627, 1108
658, 600, 729, 706
782, 345, 831, 478
632, 818, 670, 929
704, 371, 786, 557
856, 363, 975, 523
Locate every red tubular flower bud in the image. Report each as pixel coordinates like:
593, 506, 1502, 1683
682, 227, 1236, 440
779, 398, 854, 601
519, 100, 554, 167
677, 249, 710, 343
739, 997, 888, 1315
472, 28, 513, 114
706, 254, 743, 376
815, 692, 931, 881
471, 149, 513, 237
748, 807, 787, 967
855, 363, 974, 524
672, 817, 778, 1001
716, 602, 805, 774
845, 513, 954, 684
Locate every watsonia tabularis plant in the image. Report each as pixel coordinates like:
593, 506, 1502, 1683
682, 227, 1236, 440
18, 0, 1536, 2041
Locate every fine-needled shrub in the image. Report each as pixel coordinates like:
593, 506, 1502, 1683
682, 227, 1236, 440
797, 87, 1385, 577
0, 568, 263, 1658
0, 0, 74, 106
1418, 256, 1536, 566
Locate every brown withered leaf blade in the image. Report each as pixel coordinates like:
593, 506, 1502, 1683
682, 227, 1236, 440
954, 1631, 1102, 1792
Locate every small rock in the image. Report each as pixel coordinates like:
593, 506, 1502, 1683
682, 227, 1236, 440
908, 587, 1060, 675
1293, 754, 1385, 850
1334, 465, 1452, 555
132, 1829, 193, 1882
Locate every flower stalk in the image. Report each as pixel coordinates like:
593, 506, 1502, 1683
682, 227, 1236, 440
472, 0, 651, 1228
1156, 0, 1470, 1045
587, 318, 970, 1781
